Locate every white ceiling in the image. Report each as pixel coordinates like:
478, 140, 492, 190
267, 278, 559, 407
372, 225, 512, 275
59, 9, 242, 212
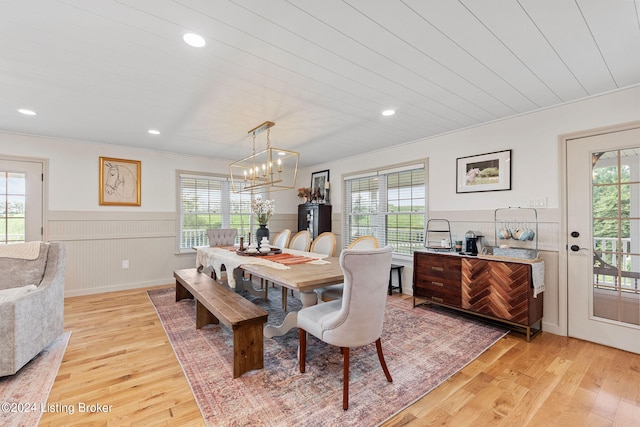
1, 0, 639, 167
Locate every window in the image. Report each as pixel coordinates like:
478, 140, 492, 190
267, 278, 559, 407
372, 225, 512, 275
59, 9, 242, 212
0, 171, 26, 244
178, 173, 257, 251
344, 164, 426, 255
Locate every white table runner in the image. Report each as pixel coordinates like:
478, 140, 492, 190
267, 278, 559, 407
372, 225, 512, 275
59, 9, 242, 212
195, 247, 329, 288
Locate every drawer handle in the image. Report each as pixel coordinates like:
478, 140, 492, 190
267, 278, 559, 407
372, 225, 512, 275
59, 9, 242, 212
431, 281, 444, 287
431, 266, 444, 272
431, 297, 444, 303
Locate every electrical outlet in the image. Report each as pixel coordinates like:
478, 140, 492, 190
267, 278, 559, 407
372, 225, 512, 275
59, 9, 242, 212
122, 260, 129, 269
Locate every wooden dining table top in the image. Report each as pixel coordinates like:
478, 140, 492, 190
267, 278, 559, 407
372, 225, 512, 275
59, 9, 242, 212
239, 256, 344, 293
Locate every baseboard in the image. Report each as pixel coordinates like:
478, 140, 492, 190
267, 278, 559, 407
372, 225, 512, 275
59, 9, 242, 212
64, 278, 173, 297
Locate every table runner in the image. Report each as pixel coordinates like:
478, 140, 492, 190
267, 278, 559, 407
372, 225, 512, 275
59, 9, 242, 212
195, 247, 329, 288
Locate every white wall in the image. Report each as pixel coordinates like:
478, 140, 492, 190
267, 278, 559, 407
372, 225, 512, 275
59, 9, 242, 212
0, 133, 234, 296
312, 86, 640, 214
0, 86, 638, 332
0, 133, 231, 211
306, 86, 640, 336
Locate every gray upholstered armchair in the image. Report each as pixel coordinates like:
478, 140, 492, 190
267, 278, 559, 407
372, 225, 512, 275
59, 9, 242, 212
298, 245, 393, 409
0, 242, 65, 376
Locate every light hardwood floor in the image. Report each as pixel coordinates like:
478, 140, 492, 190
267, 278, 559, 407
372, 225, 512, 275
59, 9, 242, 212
40, 286, 640, 426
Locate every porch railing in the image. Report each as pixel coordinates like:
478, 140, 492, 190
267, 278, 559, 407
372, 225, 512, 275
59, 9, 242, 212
593, 236, 639, 294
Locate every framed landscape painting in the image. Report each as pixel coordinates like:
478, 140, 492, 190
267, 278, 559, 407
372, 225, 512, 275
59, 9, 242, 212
456, 150, 511, 193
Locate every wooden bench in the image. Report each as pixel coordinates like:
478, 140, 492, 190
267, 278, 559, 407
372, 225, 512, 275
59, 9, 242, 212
174, 268, 268, 378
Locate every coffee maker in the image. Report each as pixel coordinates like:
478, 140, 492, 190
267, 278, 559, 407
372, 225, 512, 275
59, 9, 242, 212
465, 230, 479, 256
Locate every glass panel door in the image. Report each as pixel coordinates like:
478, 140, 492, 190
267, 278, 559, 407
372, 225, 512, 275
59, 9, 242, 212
592, 148, 640, 326
567, 126, 640, 354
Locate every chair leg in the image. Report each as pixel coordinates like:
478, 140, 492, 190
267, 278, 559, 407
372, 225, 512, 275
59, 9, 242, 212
342, 347, 349, 410
375, 338, 393, 383
282, 287, 288, 311
299, 328, 306, 373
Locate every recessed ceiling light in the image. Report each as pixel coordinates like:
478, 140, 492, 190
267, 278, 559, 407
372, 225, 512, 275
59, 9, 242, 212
381, 109, 396, 117
148, 129, 161, 135
183, 33, 206, 48
18, 108, 37, 116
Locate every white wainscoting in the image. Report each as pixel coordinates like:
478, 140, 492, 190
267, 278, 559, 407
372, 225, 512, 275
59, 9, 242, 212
48, 211, 194, 297
48, 211, 303, 297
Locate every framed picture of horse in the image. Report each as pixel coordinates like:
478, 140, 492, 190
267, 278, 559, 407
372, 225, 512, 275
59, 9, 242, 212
99, 156, 141, 206
456, 150, 511, 193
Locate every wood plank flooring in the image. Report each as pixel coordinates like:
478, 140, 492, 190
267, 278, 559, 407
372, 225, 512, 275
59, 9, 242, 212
39, 286, 640, 426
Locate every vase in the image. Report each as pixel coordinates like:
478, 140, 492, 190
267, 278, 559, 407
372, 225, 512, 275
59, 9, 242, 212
256, 224, 269, 248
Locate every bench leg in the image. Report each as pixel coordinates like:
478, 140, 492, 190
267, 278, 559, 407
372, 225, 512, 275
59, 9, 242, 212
195, 300, 219, 329
232, 322, 265, 378
176, 280, 194, 302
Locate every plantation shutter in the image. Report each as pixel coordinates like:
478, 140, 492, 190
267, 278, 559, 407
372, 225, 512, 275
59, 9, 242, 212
343, 163, 426, 254
179, 174, 225, 249
343, 175, 380, 248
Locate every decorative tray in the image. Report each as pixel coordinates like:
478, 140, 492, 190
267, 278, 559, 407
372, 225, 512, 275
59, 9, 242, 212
236, 247, 282, 256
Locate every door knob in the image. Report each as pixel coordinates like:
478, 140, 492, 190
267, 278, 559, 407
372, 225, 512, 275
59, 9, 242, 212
570, 244, 588, 252
571, 231, 580, 238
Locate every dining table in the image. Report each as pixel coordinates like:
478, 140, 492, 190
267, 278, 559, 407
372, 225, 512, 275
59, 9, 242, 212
196, 246, 344, 338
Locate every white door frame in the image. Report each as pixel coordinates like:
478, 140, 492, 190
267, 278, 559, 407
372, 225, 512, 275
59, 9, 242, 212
559, 120, 640, 338
0, 155, 48, 241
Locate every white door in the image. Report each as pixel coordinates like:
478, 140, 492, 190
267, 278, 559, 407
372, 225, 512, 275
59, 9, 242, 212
567, 126, 640, 354
0, 159, 43, 243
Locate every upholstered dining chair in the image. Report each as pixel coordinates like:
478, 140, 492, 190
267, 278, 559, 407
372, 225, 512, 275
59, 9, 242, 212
298, 245, 394, 410
288, 230, 311, 252
206, 228, 237, 247
280, 230, 313, 310
272, 228, 291, 249
346, 235, 379, 250
263, 229, 292, 300
316, 235, 379, 302
280, 231, 338, 311
205, 228, 237, 284
309, 232, 337, 257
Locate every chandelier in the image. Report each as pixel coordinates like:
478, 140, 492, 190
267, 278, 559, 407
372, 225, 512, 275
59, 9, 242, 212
229, 121, 299, 193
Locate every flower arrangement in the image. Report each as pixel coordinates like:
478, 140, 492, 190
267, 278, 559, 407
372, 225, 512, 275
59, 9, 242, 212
251, 195, 275, 225
297, 187, 311, 200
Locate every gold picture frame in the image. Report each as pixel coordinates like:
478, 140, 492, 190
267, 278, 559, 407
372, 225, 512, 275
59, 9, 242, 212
99, 156, 141, 206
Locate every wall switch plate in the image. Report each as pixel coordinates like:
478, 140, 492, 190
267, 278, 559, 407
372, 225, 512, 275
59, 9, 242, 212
122, 260, 129, 269
529, 197, 547, 208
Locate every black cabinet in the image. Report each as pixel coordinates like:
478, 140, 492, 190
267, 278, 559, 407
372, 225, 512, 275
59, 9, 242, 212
298, 203, 332, 239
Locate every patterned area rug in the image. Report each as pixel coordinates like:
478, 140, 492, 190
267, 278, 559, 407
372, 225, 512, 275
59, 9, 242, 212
0, 331, 71, 427
148, 286, 508, 426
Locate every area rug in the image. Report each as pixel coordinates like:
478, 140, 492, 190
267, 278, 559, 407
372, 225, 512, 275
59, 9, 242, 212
0, 331, 71, 427
148, 287, 507, 426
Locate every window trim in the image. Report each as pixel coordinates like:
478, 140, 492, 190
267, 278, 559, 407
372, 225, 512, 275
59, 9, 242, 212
342, 159, 428, 256
176, 170, 261, 253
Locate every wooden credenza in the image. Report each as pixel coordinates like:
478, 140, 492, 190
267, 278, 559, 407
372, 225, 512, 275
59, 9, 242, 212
413, 251, 543, 341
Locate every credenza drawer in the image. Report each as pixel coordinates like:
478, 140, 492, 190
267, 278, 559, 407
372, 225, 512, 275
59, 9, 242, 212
414, 252, 461, 282
414, 278, 461, 307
